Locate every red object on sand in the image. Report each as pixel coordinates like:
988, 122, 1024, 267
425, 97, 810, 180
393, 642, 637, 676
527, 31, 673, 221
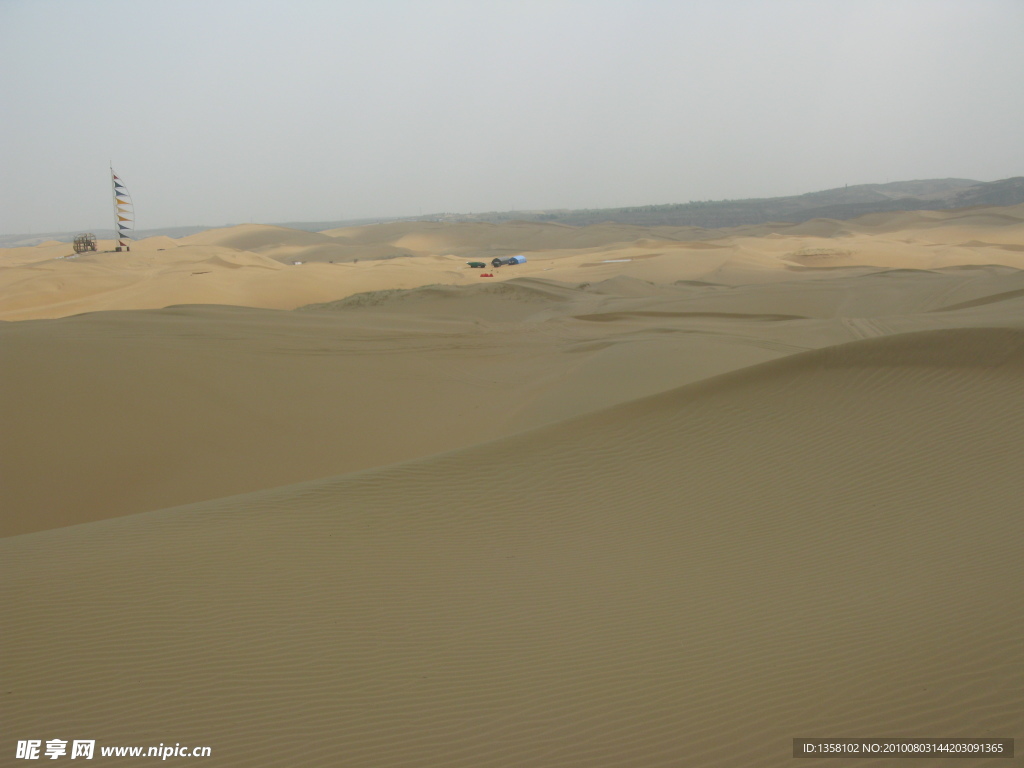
480, 273, 494, 277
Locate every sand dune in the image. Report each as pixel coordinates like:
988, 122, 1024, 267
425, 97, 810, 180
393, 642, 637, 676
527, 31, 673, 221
0, 280, 805, 536
4, 203, 1024, 320
182, 223, 338, 251
5, 262, 1024, 536
3, 328, 1022, 766
2, 203, 1022, 765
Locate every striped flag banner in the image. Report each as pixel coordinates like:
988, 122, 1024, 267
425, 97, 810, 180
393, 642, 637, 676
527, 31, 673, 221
111, 168, 134, 249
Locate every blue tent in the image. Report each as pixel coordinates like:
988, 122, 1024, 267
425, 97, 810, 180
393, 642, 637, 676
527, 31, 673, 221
508, 255, 527, 265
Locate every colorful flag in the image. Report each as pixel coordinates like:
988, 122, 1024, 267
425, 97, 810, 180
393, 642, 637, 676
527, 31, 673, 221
111, 168, 134, 249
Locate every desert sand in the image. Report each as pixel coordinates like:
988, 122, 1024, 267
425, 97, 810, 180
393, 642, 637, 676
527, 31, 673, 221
2, 204, 1022, 766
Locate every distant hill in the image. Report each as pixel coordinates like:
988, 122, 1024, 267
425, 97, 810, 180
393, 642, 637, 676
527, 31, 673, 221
4, 177, 1023, 246
443, 177, 1024, 228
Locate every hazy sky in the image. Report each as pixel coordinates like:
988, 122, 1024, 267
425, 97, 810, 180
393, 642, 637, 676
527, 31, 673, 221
2, 0, 1023, 234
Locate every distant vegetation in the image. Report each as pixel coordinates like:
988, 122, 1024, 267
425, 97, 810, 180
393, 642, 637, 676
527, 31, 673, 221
439, 177, 1024, 229
4, 177, 1022, 247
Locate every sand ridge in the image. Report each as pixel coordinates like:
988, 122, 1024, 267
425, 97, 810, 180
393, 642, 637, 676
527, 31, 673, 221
4, 263, 1024, 537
